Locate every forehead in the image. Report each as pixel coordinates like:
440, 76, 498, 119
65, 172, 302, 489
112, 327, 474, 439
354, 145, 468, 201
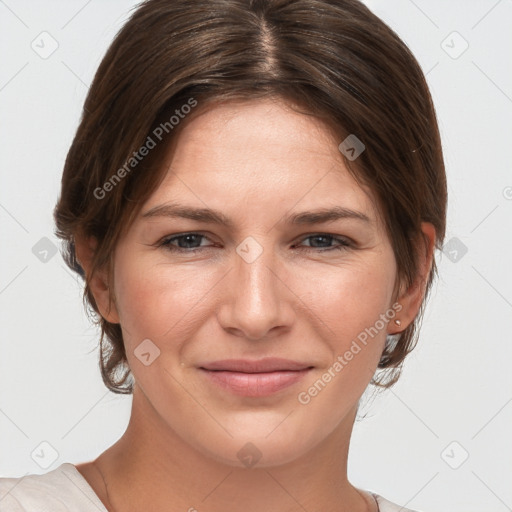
145, 97, 382, 228
167, 97, 341, 162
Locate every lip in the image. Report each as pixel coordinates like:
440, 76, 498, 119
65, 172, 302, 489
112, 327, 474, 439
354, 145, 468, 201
199, 358, 312, 373
198, 358, 314, 397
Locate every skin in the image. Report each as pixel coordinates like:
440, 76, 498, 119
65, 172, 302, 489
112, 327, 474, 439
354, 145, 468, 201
75, 97, 435, 512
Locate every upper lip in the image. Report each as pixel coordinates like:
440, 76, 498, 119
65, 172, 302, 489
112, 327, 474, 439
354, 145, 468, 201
199, 358, 313, 373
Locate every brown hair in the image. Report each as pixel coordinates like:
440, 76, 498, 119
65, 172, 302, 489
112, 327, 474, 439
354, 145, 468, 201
54, 0, 447, 393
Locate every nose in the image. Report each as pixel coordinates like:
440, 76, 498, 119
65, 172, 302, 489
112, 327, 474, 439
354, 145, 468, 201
216, 243, 295, 341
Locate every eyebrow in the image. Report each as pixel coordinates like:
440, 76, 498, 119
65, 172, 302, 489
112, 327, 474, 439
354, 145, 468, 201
141, 203, 372, 227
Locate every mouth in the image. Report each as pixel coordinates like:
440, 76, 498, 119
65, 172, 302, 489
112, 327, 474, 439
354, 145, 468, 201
198, 358, 314, 397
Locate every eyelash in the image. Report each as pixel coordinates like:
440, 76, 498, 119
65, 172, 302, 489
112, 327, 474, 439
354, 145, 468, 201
158, 232, 352, 254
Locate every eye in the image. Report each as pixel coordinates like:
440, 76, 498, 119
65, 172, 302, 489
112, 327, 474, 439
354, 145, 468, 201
159, 233, 213, 253
157, 232, 352, 254
296, 234, 352, 252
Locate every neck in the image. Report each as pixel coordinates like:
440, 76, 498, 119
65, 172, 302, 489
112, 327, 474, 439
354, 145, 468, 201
92, 386, 373, 512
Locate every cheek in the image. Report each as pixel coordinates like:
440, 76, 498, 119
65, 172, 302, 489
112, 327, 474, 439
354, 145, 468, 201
300, 254, 396, 343
112, 252, 217, 346
292, 261, 396, 421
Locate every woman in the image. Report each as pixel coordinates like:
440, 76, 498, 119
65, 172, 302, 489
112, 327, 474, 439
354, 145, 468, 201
0, 0, 446, 510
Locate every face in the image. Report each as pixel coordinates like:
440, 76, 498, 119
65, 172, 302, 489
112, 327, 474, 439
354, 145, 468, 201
109, 97, 400, 467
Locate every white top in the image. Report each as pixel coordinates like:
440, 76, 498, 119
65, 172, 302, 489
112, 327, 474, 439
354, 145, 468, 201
0, 463, 421, 512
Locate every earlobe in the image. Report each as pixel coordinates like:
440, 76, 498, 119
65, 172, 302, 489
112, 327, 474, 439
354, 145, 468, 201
390, 222, 436, 334
74, 234, 120, 324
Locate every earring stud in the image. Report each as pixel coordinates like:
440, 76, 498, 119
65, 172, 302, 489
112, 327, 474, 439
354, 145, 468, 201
394, 319, 401, 326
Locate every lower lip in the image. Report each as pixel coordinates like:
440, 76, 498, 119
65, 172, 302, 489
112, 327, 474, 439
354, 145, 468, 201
200, 368, 312, 397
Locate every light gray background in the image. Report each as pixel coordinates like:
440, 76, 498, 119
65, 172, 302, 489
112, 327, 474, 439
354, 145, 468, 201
1, 1, 511, 511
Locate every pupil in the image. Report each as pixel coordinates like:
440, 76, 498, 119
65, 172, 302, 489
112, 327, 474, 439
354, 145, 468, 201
312, 236, 330, 247
180, 235, 200, 248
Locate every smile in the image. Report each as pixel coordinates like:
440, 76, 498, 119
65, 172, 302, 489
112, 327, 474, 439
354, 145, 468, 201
198, 358, 314, 397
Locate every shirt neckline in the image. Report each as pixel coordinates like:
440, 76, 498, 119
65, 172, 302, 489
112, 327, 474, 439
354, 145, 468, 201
62, 463, 109, 511
66, 462, 385, 512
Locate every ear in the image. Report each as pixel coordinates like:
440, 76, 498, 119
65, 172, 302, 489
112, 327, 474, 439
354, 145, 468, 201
74, 234, 120, 324
389, 222, 436, 334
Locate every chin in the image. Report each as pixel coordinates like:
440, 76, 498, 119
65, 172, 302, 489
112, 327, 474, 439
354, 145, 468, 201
193, 416, 324, 469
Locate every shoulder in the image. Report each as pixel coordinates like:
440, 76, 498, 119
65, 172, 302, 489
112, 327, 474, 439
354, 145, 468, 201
0, 463, 107, 512
372, 492, 427, 512
372, 492, 424, 512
